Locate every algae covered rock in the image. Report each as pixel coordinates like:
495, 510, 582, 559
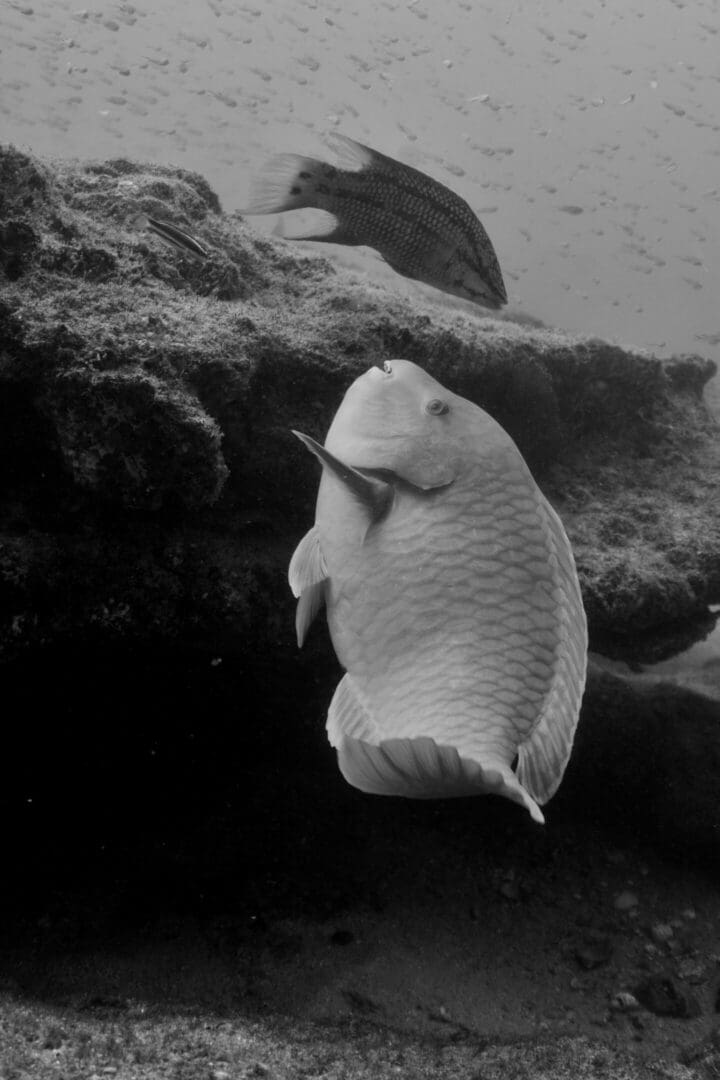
42, 368, 227, 511
0, 142, 718, 663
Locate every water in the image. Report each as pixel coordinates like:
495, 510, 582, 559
1, 0, 719, 414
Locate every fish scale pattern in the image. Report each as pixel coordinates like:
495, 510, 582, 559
325, 454, 573, 776
247, 134, 508, 308
516, 495, 588, 801
323, 162, 502, 297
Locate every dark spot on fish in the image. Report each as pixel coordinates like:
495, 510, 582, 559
290, 185, 301, 195
315, 182, 331, 195
299, 171, 312, 180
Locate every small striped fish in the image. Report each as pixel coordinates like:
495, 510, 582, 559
130, 213, 210, 260
243, 134, 507, 310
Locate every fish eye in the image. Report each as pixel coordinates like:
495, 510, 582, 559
383, 361, 393, 375
425, 398, 449, 416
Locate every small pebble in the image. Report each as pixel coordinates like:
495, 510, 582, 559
650, 922, 674, 944
677, 958, 707, 984
611, 991, 640, 1012
614, 891, 638, 911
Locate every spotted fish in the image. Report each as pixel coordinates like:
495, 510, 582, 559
289, 360, 587, 822
242, 133, 507, 310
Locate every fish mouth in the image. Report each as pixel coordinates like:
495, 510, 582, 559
481, 287, 507, 310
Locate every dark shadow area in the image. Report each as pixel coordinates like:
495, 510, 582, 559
1, 640, 719, 1080
1, 644, 717, 943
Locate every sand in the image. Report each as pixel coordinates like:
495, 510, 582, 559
1, 0, 719, 398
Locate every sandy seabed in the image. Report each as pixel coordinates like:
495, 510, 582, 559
1, 0, 719, 383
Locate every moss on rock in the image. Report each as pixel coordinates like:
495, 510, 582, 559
42, 369, 227, 511
0, 142, 718, 661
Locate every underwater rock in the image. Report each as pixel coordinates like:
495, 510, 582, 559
634, 975, 702, 1019
0, 144, 718, 660
42, 368, 228, 511
0, 148, 719, 859
556, 660, 720, 855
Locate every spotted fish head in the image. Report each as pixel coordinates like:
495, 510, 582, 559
453, 255, 508, 310
324, 359, 503, 490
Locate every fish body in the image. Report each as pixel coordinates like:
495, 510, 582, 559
243, 134, 507, 310
130, 213, 210, 260
289, 360, 587, 822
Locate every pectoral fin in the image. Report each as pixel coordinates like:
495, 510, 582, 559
288, 525, 328, 647
293, 430, 393, 522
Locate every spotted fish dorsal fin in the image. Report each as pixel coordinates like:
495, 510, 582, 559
516, 498, 588, 804
288, 525, 328, 647
326, 132, 375, 172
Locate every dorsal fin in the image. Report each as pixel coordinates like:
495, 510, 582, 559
515, 497, 588, 803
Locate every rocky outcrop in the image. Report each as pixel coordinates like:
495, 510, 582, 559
1, 146, 719, 864
1, 145, 718, 663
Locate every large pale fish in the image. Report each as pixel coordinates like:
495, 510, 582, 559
242, 133, 507, 310
289, 360, 587, 823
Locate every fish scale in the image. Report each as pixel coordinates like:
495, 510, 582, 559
289, 360, 587, 822
326, 482, 566, 743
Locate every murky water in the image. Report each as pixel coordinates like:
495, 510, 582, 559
1, 0, 719, 412
643, 605, 720, 698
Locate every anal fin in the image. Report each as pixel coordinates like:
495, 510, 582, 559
327, 674, 380, 747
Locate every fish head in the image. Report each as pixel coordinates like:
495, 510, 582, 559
461, 266, 508, 310
446, 250, 508, 310
324, 359, 491, 489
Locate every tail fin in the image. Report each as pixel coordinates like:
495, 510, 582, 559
241, 153, 327, 215
337, 735, 545, 823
